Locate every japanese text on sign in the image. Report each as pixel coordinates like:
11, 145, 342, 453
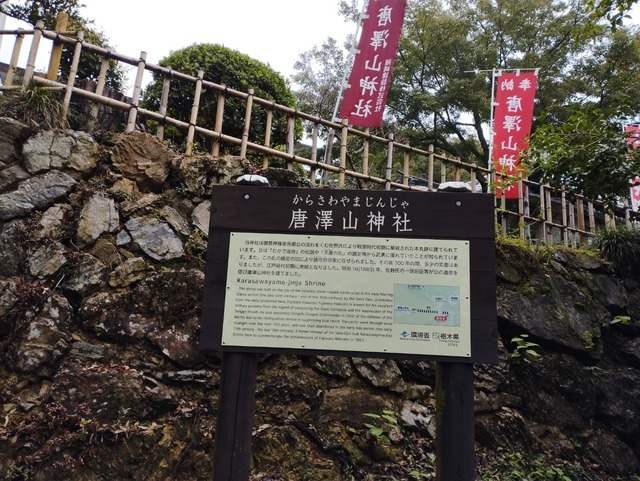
222, 233, 471, 357
338, 0, 407, 128
491, 71, 538, 199
288, 192, 413, 233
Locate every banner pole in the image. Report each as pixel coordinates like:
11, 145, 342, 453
331, 0, 368, 122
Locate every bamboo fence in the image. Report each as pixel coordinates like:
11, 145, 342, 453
1, 20, 638, 246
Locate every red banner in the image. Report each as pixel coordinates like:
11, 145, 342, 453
627, 125, 640, 211
338, 0, 407, 128
492, 71, 538, 199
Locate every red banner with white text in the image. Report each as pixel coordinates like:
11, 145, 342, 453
492, 71, 538, 199
338, 0, 407, 128
626, 125, 640, 212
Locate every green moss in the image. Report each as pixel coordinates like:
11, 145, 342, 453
582, 331, 595, 350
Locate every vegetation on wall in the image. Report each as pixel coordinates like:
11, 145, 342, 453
141, 43, 300, 154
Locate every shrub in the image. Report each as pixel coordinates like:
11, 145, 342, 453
592, 226, 640, 275
0, 84, 68, 129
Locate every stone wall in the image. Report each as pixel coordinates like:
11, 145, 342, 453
1, 117, 640, 480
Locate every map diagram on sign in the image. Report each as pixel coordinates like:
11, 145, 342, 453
393, 284, 461, 327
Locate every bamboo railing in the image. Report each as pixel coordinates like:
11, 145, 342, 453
1, 21, 638, 246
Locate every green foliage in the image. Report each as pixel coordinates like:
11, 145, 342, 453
612, 314, 631, 325
528, 27, 640, 202
386, 0, 594, 167
585, 0, 639, 31
141, 43, 299, 154
2, 0, 125, 91
509, 334, 541, 363
0, 84, 68, 129
292, 36, 350, 124
478, 451, 577, 480
592, 225, 640, 274
363, 410, 402, 444
582, 331, 595, 350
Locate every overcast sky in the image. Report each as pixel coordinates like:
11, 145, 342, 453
1, 0, 637, 85
0, 0, 358, 81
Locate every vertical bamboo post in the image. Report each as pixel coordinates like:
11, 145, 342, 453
46, 12, 69, 81
518, 178, 525, 241
588, 201, 596, 234
62, 30, 83, 122
539, 184, 547, 244
5, 30, 25, 87
453, 157, 460, 182
545, 186, 553, 244
362, 128, 370, 190
500, 190, 507, 237
338, 118, 349, 188
156, 72, 172, 141
605, 208, 615, 229
441, 161, 446, 185
212, 85, 226, 157
262, 109, 273, 169
624, 200, 631, 228
240, 88, 254, 159
402, 147, 410, 187
87, 51, 110, 133
126, 51, 147, 133
561, 189, 568, 247
568, 201, 576, 248
24, 21, 44, 85
470, 168, 477, 193
309, 123, 319, 185
321, 129, 336, 187
286, 115, 295, 171
384, 132, 394, 191
428, 144, 435, 191
576, 198, 586, 245
185, 69, 204, 156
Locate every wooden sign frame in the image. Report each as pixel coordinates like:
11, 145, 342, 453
200, 186, 497, 364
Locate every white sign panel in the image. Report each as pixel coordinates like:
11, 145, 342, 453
222, 232, 471, 357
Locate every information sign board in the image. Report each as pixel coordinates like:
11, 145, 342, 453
200, 186, 497, 363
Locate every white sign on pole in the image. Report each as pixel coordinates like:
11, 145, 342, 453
222, 232, 471, 357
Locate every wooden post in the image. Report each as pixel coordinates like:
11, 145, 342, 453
186, 69, 204, 156
87, 51, 110, 133
308, 122, 319, 184
518, 178, 525, 241
339, 118, 349, 187
62, 30, 84, 122
428, 144, 435, 191
213, 352, 258, 481
588, 201, 596, 234
362, 128, 370, 190
156, 73, 172, 141
5, 29, 25, 87
125, 51, 147, 133
24, 21, 44, 86
576, 198, 586, 245
240, 88, 254, 158
286, 115, 295, 171
46, 12, 69, 81
435, 362, 475, 481
403, 147, 410, 187
539, 184, 547, 244
212, 85, 226, 157
385, 132, 394, 190
262, 109, 273, 169
561, 189, 568, 247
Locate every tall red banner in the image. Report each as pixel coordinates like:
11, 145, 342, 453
338, 0, 407, 128
626, 125, 640, 212
492, 71, 538, 199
